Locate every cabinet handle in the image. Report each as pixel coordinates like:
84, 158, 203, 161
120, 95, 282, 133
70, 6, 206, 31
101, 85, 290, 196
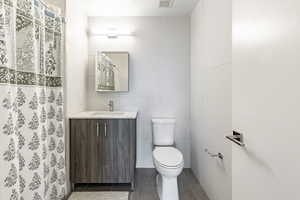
96, 122, 100, 137
104, 123, 107, 137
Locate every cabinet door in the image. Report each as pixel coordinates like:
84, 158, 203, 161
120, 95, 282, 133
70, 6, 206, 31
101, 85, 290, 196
70, 119, 102, 183
101, 119, 135, 183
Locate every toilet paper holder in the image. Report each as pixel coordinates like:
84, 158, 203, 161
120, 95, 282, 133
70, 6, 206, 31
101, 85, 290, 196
204, 149, 224, 160
226, 131, 245, 147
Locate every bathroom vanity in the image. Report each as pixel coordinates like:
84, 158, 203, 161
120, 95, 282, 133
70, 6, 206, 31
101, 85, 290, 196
69, 111, 137, 190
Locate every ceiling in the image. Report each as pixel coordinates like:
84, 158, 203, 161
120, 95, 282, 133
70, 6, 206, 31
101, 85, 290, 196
84, 0, 200, 17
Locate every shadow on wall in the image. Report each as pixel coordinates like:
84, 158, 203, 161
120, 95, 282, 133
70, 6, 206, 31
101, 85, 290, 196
243, 147, 274, 174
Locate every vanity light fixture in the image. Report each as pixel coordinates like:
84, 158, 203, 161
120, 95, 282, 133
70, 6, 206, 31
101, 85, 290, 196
159, 0, 175, 8
90, 27, 133, 39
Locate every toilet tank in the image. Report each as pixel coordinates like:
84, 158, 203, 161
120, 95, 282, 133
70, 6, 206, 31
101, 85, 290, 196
152, 118, 176, 146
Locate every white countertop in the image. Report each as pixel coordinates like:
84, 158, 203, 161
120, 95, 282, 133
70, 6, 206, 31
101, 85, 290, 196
69, 111, 138, 119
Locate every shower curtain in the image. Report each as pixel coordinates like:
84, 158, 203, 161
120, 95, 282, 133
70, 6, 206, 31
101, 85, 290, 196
0, 0, 66, 199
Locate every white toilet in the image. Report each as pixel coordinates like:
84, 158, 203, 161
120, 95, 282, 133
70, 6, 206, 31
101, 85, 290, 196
152, 118, 184, 200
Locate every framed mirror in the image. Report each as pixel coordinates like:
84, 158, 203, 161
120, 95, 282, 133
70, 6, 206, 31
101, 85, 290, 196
96, 51, 129, 92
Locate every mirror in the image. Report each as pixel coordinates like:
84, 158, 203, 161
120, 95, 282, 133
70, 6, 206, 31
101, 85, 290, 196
96, 51, 129, 92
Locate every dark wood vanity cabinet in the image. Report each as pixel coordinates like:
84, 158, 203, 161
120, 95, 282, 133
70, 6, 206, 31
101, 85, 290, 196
70, 119, 136, 189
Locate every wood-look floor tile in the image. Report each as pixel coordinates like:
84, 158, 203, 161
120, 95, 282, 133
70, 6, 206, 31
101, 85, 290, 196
129, 169, 209, 200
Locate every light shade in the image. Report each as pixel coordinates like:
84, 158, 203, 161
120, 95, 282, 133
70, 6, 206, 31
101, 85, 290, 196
89, 27, 133, 39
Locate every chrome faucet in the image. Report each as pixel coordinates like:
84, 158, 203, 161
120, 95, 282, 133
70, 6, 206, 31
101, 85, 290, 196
108, 100, 114, 112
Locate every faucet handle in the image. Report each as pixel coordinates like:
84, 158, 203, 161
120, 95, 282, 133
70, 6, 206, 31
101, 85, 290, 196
108, 100, 114, 112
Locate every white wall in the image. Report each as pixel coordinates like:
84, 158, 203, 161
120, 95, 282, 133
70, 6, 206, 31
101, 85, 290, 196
65, 0, 89, 193
190, 1, 232, 200
232, 0, 300, 199
88, 17, 191, 168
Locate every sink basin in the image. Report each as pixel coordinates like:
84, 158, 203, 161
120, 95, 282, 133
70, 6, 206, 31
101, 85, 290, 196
91, 111, 126, 116
69, 111, 138, 119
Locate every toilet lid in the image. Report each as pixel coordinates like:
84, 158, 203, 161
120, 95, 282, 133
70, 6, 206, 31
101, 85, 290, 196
153, 147, 183, 167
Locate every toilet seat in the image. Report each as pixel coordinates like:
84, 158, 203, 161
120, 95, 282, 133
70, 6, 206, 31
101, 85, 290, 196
153, 147, 183, 169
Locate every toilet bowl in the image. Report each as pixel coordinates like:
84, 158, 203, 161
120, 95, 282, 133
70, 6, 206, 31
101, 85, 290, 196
153, 147, 184, 200
151, 118, 184, 200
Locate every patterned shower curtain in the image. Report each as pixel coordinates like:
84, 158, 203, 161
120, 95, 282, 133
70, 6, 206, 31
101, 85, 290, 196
0, 0, 66, 200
